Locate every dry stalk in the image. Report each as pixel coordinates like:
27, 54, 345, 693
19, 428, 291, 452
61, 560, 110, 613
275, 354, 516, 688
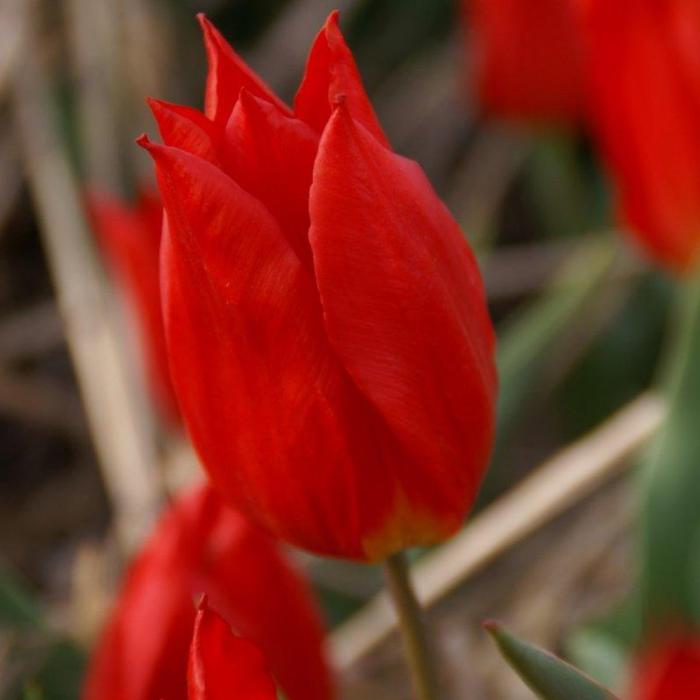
10, 1, 161, 553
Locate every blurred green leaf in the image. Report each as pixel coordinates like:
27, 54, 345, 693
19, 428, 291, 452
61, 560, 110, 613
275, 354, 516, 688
5, 639, 86, 700
497, 236, 617, 426
0, 565, 42, 629
22, 685, 44, 700
33, 641, 86, 700
567, 628, 628, 693
315, 585, 366, 628
558, 273, 670, 438
485, 621, 618, 700
527, 135, 592, 238
479, 235, 618, 502
0, 564, 85, 700
567, 590, 642, 690
639, 272, 700, 627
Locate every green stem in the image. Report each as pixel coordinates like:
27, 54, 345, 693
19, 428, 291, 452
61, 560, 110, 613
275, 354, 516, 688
384, 552, 440, 700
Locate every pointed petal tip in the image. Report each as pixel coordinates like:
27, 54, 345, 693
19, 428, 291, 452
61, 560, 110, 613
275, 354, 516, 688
322, 10, 343, 46
146, 98, 180, 132
135, 133, 152, 150
145, 97, 168, 118
325, 96, 356, 134
482, 619, 500, 634
235, 87, 282, 121
197, 12, 220, 43
146, 97, 187, 121
197, 12, 219, 45
135, 134, 168, 163
331, 91, 348, 109
325, 9, 340, 27
236, 86, 258, 109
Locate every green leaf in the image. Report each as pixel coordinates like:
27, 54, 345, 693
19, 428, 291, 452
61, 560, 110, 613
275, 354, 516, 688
566, 628, 627, 692
557, 272, 670, 437
0, 564, 85, 700
639, 271, 700, 627
496, 237, 617, 426
22, 685, 45, 700
34, 641, 86, 700
566, 590, 642, 691
479, 235, 618, 502
0, 564, 43, 629
484, 621, 619, 700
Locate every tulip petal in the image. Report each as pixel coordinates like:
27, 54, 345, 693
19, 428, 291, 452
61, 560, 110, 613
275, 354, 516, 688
309, 106, 497, 546
188, 603, 278, 700
294, 11, 388, 146
468, 0, 583, 123
198, 14, 291, 127
630, 635, 700, 700
81, 484, 333, 700
148, 99, 220, 164
576, 1, 700, 271
223, 90, 319, 270
139, 136, 398, 558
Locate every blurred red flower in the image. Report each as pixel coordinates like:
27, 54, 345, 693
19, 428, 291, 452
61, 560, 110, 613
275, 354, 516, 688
89, 189, 180, 425
574, 0, 700, 272
139, 12, 497, 561
81, 483, 332, 700
188, 602, 278, 700
464, 0, 584, 124
630, 634, 700, 699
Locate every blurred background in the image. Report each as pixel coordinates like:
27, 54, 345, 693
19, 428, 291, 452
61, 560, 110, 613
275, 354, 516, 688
0, 0, 675, 698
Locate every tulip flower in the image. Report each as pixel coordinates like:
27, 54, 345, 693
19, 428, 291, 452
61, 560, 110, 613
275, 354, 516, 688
574, 0, 700, 272
188, 601, 278, 700
139, 12, 496, 561
629, 634, 700, 699
464, 0, 584, 123
89, 190, 180, 424
81, 483, 332, 700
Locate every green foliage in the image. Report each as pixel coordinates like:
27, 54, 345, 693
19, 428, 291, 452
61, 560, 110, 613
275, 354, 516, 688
568, 271, 700, 686
32, 642, 86, 700
639, 273, 700, 628
348, 0, 454, 83
0, 565, 85, 700
479, 235, 618, 502
558, 273, 671, 437
0, 566, 42, 629
566, 628, 627, 694
485, 621, 618, 700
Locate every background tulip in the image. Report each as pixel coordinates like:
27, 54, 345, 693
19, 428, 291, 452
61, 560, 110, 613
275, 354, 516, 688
89, 189, 180, 425
140, 12, 497, 562
188, 602, 278, 700
464, 0, 584, 124
629, 635, 700, 700
574, 0, 700, 272
81, 483, 332, 700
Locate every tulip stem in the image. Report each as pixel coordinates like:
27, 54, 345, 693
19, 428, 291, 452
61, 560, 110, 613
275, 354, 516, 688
384, 552, 440, 700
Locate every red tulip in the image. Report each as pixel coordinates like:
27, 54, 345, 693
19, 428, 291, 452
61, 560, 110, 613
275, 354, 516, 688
139, 12, 496, 561
574, 0, 700, 272
464, 0, 584, 124
188, 602, 278, 700
89, 190, 180, 424
81, 483, 332, 700
629, 634, 700, 699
